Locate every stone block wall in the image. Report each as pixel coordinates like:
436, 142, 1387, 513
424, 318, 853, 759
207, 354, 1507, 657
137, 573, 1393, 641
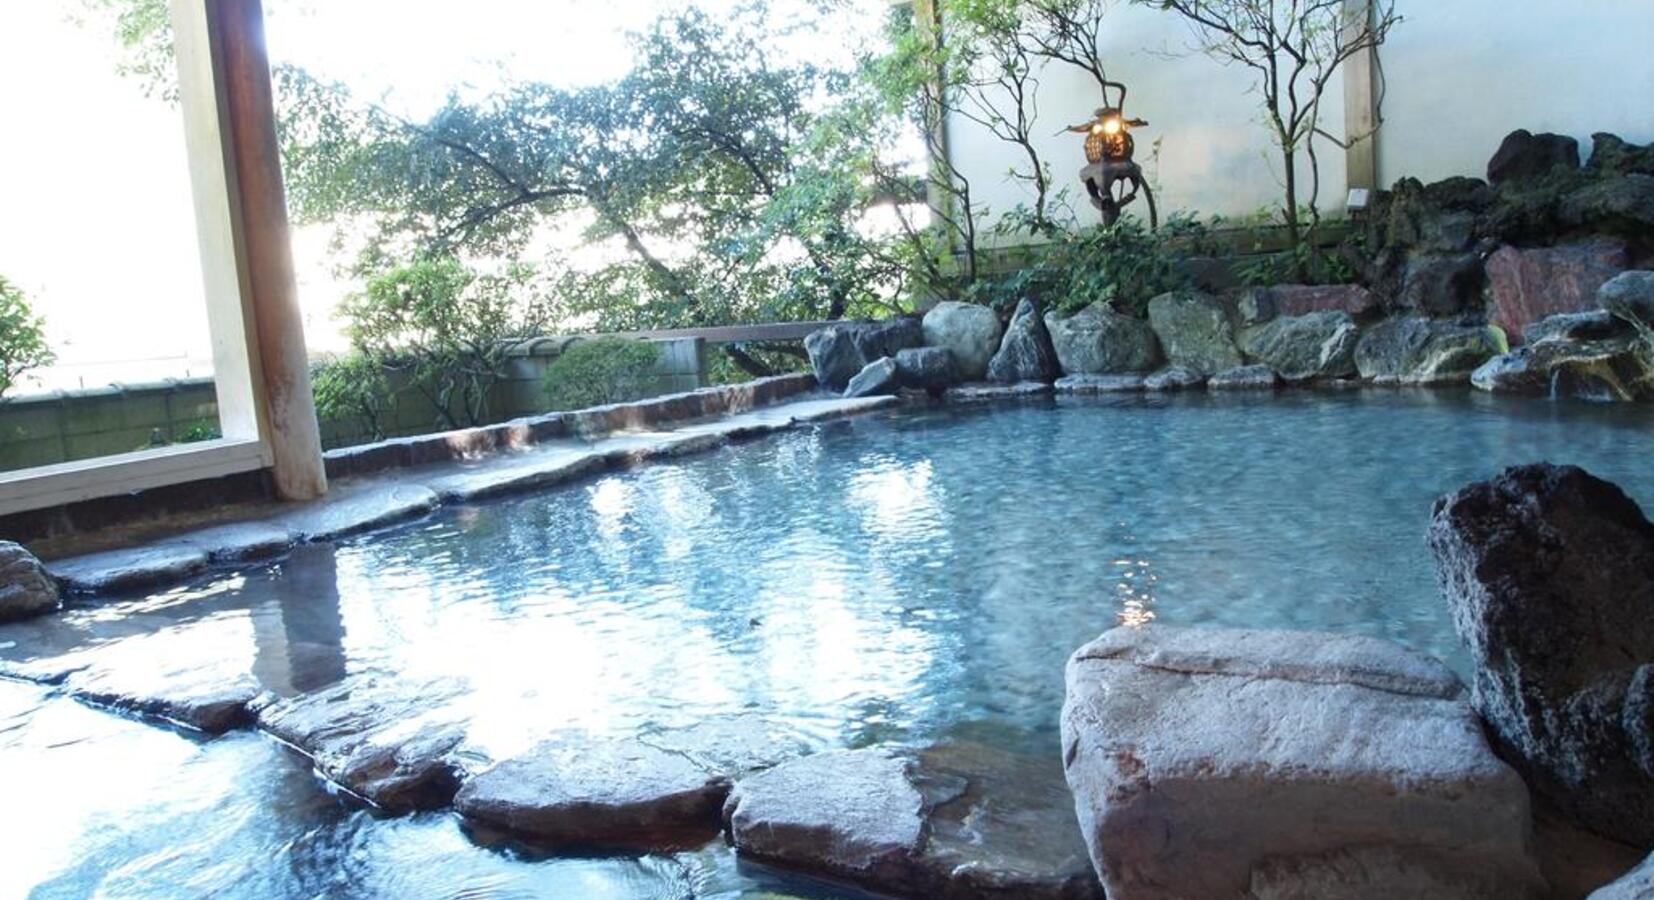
0, 336, 708, 472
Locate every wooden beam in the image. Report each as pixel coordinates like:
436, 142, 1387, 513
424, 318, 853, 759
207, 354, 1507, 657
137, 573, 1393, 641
211, 0, 328, 500
1341, 0, 1381, 191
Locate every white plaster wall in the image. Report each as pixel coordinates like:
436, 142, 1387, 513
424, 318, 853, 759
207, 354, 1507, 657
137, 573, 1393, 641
946, 0, 1654, 233
1378, 0, 1654, 185
947, 2, 1346, 233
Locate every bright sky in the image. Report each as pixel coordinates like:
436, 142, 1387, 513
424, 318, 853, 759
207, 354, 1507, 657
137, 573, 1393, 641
0, 0, 886, 393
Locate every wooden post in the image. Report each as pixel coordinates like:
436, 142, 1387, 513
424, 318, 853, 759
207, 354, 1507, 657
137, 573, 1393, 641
209, 0, 327, 499
1342, 0, 1381, 192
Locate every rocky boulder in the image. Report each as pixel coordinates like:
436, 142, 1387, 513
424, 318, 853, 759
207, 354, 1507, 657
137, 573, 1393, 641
0, 542, 59, 623
1045, 303, 1161, 374
1143, 366, 1205, 391
1239, 311, 1360, 381
1400, 253, 1486, 317
987, 298, 1060, 383
1600, 270, 1654, 337
893, 347, 955, 392
1055, 374, 1145, 394
1471, 337, 1654, 402
1062, 625, 1545, 900
1146, 292, 1243, 376
844, 357, 900, 398
1238, 284, 1381, 326
724, 744, 1102, 899
1487, 238, 1629, 343
1354, 317, 1499, 384
1561, 174, 1654, 236
805, 318, 923, 391
922, 302, 1002, 381
456, 736, 729, 849
1586, 133, 1654, 178
1488, 129, 1580, 185
1208, 364, 1281, 390
1525, 310, 1634, 345
1429, 464, 1654, 846
1590, 853, 1654, 899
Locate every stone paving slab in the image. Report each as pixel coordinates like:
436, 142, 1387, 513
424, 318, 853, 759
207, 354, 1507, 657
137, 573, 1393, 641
44, 394, 897, 598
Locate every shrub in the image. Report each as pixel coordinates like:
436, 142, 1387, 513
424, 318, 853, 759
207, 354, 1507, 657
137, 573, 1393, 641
544, 338, 662, 410
0, 276, 54, 398
311, 353, 392, 442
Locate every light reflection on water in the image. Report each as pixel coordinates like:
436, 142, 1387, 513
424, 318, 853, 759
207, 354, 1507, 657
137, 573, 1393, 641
6, 389, 1654, 897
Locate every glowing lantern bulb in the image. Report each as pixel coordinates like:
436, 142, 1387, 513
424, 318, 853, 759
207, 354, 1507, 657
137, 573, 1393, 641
1101, 117, 1123, 135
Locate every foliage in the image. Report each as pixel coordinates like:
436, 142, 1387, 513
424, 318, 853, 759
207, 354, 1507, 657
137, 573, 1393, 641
1139, 0, 1400, 271
544, 338, 663, 410
276, 3, 908, 378
0, 277, 55, 399
311, 353, 393, 442
75, 0, 176, 101
338, 257, 551, 430
967, 213, 1212, 318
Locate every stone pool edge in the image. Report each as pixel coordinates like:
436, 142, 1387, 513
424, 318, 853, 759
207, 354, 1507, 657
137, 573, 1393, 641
42, 383, 896, 598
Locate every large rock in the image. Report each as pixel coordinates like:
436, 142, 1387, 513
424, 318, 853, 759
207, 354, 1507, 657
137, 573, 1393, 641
1487, 129, 1580, 185
805, 318, 923, 392
1355, 317, 1499, 384
1471, 337, 1654, 402
923, 302, 1003, 381
1062, 625, 1545, 900
1590, 853, 1654, 899
1208, 364, 1281, 391
255, 675, 468, 813
844, 356, 900, 398
0, 542, 58, 623
893, 346, 955, 392
1525, 310, 1634, 345
724, 745, 1102, 899
1487, 239, 1629, 343
1561, 174, 1654, 235
455, 737, 728, 849
1045, 303, 1161, 374
1142, 366, 1205, 391
1238, 284, 1381, 326
1429, 464, 1654, 846
987, 298, 1060, 383
1400, 253, 1486, 316
1600, 270, 1654, 337
1239, 310, 1360, 380
1146, 292, 1243, 376
1055, 374, 1145, 394
1586, 133, 1654, 178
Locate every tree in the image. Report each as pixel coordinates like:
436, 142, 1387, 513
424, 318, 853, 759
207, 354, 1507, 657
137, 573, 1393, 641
0, 277, 55, 399
1143, 0, 1400, 264
338, 257, 551, 430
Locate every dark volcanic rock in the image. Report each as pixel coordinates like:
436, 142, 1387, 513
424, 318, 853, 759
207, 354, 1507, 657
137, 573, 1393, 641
456, 737, 729, 849
1561, 174, 1654, 236
1400, 253, 1486, 317
1488, 129, 1580, 185
1486, 239, 1629, 343
0, 541, 58, 622
805, 323, 869, 392
1429, 463, 1654, 845
893, 347, 956, 392
1044, 303, 1161, 374
256, 676, 468, 813
844, 357, 900, 398
724, 745, 1102, 899
850, 316, 924, 364
987, 299, 1060, 384
1587, 133, 1654, 177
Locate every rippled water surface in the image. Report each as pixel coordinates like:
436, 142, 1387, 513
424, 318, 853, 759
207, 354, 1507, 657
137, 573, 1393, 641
6, 390, 1654, 898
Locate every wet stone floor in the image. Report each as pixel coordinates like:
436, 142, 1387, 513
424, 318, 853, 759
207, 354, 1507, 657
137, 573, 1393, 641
7, 390, 1654, 897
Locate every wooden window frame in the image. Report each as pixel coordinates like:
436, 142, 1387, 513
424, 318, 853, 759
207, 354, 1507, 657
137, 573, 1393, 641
0, 0, 325, 518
